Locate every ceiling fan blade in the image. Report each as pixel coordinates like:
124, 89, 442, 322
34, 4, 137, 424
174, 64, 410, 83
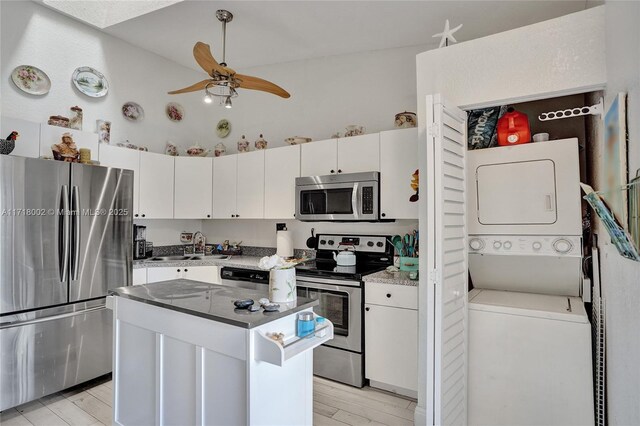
168, 79, 212, 95
235, 74, 290, 98
193, 42, 233, 76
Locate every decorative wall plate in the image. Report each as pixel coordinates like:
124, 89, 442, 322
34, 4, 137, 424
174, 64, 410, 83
166, 102, 184, 122
11, 65, 51, 95
122, 102, 144, 121
72, 67, 109, 98
216, 119, 231, 138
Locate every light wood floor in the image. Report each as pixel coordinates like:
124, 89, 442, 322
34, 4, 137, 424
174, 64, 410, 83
0, 375, 416, 426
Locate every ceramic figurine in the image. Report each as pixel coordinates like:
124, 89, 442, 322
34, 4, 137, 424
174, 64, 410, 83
97, 120, 111, 144
395, 111, 417, 128
237, 135, 249, 153
214, 142, 226, 157
51, 132, 79, 162
0, 131, 19, 155
165, 141, 178, 156
186, 143, 210, 157
344, 125, 365, 137
285, 136, 312, 145
255, 134, 268, 150
79, 148, 91, 164
409, 169, 419, 202
69, 106, 83, 130
48, 115, 70, 128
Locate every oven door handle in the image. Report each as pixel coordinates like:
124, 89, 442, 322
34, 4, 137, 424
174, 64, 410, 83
352, 183, 359, 219
296, 280, 360, 294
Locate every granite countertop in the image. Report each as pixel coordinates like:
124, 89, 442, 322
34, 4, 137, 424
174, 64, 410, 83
133, 255, 263, 270
363, 269, 419, 287
110, 279, 318, 329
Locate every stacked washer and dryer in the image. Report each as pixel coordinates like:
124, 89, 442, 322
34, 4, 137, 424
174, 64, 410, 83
466, 139, 594, 425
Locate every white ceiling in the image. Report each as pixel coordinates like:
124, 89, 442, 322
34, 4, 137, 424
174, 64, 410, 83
94, 1, 600, 71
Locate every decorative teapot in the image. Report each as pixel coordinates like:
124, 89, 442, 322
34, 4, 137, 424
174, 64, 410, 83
333, 244, 356, 266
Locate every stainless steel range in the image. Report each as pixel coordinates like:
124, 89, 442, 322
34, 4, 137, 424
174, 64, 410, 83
219, 234, 393, 388
295, 234, 393, 387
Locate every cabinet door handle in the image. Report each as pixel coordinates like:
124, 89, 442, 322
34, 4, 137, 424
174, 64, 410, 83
134, 214, 139, 218
365, 307, 370, 312
338, 169, 342, 173
236, 214, 240, 218
330, 169, 335, 174
386, 293, 391, 298
231, 214, 235, 218
177, 269, 181, 272
381, 213, 386, 218
184, 269, 188, 272
141, 214, 146, 218
207, 214, 211, 218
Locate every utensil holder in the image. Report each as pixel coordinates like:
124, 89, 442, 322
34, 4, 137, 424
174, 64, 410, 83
399, 256, 419, 272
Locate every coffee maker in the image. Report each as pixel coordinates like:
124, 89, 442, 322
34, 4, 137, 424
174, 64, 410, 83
133, 225, 147, 260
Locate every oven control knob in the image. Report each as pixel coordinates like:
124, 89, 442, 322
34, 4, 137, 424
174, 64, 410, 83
367, 241, 374, 247
503, 241, 512, 250
320, 239, 326, 245
493, 241, 502, 249
469, 238, 484, 251
532, 241, 542, 251
376, 242, 384, 247
553, 238, 573, 254
328, 240, 335, 245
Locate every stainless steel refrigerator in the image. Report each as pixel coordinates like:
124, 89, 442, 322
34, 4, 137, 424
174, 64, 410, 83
0, 156, 133, 410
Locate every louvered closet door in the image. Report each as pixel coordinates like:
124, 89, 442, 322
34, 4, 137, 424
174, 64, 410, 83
425, 94, 468, 426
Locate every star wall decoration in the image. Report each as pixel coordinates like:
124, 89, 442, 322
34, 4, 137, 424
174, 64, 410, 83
432, 19, 463, 48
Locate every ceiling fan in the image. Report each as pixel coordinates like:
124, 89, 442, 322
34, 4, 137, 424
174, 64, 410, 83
168, 10, 290, 108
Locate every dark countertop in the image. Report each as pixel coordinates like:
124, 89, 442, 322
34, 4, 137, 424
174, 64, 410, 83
109, 279, 318, 329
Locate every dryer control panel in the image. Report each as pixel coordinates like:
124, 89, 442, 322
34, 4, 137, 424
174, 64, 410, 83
468, 235, 582, 257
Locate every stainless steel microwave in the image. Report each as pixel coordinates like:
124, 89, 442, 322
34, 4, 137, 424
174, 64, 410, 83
295, 172, 379, 221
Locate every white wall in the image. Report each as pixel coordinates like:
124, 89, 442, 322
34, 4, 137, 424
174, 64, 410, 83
135, 219, 202, 247
0, 1, 215, 153
200, 219, 418, 251
193, 44, 428, 153
600, 2, 640, 424
416, 6, 606, 110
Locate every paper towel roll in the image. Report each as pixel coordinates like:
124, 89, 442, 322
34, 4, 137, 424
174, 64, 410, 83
276, 230, 294, 258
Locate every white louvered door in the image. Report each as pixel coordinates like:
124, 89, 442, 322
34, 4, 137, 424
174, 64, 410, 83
425, 94, 468, 425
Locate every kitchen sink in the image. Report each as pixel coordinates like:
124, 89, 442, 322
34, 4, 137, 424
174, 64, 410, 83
146, 255, 230, 261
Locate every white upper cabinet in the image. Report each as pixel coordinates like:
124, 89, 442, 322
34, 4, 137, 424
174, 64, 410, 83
337, 133, 380, 173
99, 144, 141, 217
236, 151, 265, 219
138, 151, 174, 219
300, 138, 337, 176
265, 145, 300, 219
380, 129, 418, 219
212, 154, 238, 219
174, 157, 213, 219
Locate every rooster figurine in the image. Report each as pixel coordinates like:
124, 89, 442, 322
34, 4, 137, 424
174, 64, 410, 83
0, 131, 19, 155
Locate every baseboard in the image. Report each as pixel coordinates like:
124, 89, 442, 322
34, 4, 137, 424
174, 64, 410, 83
414, 405, 427, 425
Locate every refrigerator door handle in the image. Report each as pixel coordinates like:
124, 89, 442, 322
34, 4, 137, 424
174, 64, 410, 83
0, 304, 106, 329
71, 185, 81, 281
59, 185, 70, 283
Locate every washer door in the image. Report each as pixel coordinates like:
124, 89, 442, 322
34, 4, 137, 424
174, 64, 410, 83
476, 159, 557, 225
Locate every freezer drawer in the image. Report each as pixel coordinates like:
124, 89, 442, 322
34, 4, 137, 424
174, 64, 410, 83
0, 303, 113, 410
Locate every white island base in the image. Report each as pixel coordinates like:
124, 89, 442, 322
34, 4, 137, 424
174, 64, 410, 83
109, 290, 332, 426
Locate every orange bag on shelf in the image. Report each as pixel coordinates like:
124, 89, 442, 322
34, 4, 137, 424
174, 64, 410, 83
497, 107, 531, 146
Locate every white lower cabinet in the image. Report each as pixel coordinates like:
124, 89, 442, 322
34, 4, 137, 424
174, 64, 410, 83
365, 283, 418, 397
147, 266, 220, 284
132, 268, 147, 286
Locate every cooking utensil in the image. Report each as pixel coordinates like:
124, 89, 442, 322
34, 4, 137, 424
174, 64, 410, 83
391, 235, 403, 255
306, 227, 317, 249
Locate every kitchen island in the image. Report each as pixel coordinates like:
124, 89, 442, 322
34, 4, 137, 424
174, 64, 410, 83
107, 279, 332, 426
